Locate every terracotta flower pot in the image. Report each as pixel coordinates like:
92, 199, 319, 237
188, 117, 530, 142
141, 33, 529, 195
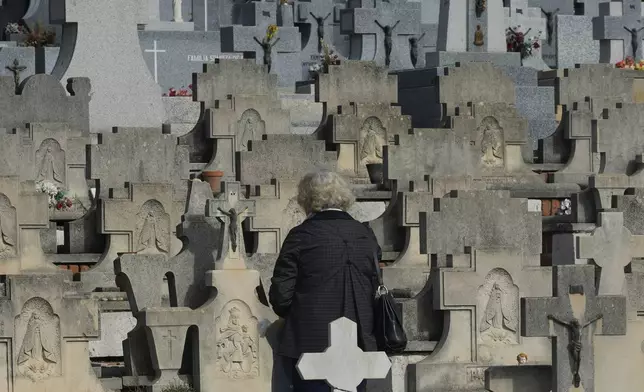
202, 170, 224, 193
366, 163, 384, 184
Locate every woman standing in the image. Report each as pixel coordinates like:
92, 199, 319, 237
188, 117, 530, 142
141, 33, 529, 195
269, 170, 381, 392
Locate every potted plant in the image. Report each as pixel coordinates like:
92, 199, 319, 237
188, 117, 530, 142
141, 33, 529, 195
364, 156, 384, 184
201, 170, 224, 193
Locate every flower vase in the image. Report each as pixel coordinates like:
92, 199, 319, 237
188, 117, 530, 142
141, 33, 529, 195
366, 163, 384, 184
202, 170, 224, 193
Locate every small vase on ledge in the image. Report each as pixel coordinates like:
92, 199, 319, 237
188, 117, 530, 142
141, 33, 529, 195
366, 163, 384, 184
202, 170, 224, 193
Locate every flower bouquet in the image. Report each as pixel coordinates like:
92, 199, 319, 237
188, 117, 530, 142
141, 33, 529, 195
4, 23, 27, 35
36, 180, 78, 211
506, 26, 542, 59
615, 56, 644, 70
266, 24, 278, 42
163, 84, 193, 97
308, 40, 340, 78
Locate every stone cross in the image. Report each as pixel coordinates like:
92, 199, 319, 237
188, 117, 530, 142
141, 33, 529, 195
297, 317, 391, 392
577, 211, 644, 296
437, 0, 505, 53
207, 181, 256, 269
144, 40, 166, 83
5, 58, 26, 94
340, 0, 420, 69
522, 265, 627, 392
595, 0, 644, 61
294, 0, 335, 80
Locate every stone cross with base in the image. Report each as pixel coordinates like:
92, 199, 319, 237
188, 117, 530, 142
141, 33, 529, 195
595, 0, 644, 61
577, 211, 644, 296
522, 265, 627, 392
207, 181, 256, 269
297, 317, 391, 392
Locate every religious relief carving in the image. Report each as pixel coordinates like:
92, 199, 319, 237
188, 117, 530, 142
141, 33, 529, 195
473, 25, 484, 46
15, 297, 61, 382
35, 139, 65, 186
359, 117, 387, 166
0, 194, 17, 260
477, 268, 518, 344
215, 301, 259, 379
238, 109, 263, 151
624, 25, 644, 57
134, 200, 171, 254
477, 116, 504, 167
218, 207, 248, 253
283, 196, 305, 233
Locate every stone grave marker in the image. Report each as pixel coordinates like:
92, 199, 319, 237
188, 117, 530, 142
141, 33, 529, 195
595, 0, 644, 63
293, 0, 336, 80
0, 272, 102, 392
50, 0, 164, 132
297, 317, 392, 392
220, 1, 302, 88
522, 264, 627, 392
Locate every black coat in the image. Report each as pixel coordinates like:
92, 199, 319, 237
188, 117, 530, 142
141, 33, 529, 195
269, 210, 382, 359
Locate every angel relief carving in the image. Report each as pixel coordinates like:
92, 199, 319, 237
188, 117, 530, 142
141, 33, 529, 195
215, 301, 259, 379
359, 117, 387, 165
135, 200, 171, 254
477, 268, 519, 345
16, 297, 61, 382
238, 109, 263, 151
0, 194, 17, 259
477, 116, 504, 167
35, 139, 65, 186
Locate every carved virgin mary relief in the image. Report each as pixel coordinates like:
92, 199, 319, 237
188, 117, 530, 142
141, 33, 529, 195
477, 116, 504, 168
359, 117, 387, 166
0, 194, 17, 260
215, 300, 259, 379
35, 139, 66, 186
134, 200, 171, 254
237, 109, 264, 151
15, 297, 61, 382
477, 268, 519, 345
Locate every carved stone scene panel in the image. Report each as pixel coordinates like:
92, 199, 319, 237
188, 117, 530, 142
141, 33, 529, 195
0, 193, 17, 260
476, 268, 519, 345
476, 116, 504, 168
35, 139, 66, 187
236, 109, 265, 151
134, 200, 171, 254
214, 300, 260, 380
14, 297, 62, 382
359, 116, 387, 167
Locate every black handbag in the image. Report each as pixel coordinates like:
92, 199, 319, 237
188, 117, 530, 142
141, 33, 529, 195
373, 253, 407, 354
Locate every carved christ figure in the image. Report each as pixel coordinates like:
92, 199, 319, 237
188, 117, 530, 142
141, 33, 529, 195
480, 283, 516, 333
37, 146, 63, 184
541, 7, 559, 45
253, 36, 281, 74
624, 26, 644, 58
409, 32, 426, 68
360, 122, 384, 164
375, 20, 400, 67
218, 207, 249, 253
18, 313, 57, 378
310, 11, 332, 52
173, 0, 183, 22
240, 116, 257, 150
547, 313, 603, 388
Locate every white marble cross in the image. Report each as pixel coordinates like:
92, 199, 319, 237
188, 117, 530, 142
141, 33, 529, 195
297, 317, 391, 392
145, 40, 166, 83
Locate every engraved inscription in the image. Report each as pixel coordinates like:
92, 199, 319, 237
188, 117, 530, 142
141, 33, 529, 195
0, 194, 17, 260
477, 116, 504, 167
215, 300, 259, 379
237, 109, 263, 151
467, 367, 486, 384
15, 297, 61, 382
135, 200, 171, 254
477, 268, 519, 344
359, 117, 386, 165
35, 139, 65, 186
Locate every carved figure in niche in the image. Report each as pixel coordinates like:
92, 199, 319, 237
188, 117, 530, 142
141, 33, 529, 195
135, 200, 170, 254
218, 207, 248, 253
541, 8, 559, 45
409, 33, 425, 68
624, 26, 644, 57
310, 12, 332, 52
475, 0, 486, 18
473, 25, 484, 46
478, 116, 504, 167
375, 20, 400, 67
359, 117, 386, 166
0, 194, 16, 259
216, 305, 259, 378
238, 109, 262, 150
548, 313, 603, 388
16, 298, 60, 382
35, 139, 65, 186
478, 269, 518, 344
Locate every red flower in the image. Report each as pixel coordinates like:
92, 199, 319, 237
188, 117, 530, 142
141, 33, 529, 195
66, 199, 73, 207
188, 84, 193, 89
56, 202, 63, 210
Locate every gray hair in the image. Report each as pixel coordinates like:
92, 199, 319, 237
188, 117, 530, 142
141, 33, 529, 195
297, 170, 355, 214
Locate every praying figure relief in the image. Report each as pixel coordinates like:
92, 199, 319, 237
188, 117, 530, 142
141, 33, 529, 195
310, 12, 331, 52
253, 35, 280, 73
478, 116, 504, 167
218, 207, 248, 253
375, 20, 400, 67
624, 26, 644, 58
359, 117, 387, 166
238, 109, 262, 150
135, 200, 171, 254
35, 139, 65, 186
547, 313, 603, 387
16, 298, 61, 382
541, 8, 559, 45
478, 269, 518, 344
0, 194, 17, 259
216, 301, 259, 379
409, 33, 425, 68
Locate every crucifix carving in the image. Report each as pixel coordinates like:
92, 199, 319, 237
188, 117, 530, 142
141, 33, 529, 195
5, 59, 26, 94
253, 35, 281, 73
310, 11, 332, 52
624, 25, 644, 57
375, 19, 400, 67
541, 7, 559, 45
217, 207, 248, 253
409, 32, 426, 68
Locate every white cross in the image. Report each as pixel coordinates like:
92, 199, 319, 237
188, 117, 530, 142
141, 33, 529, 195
297, 317, 391, 392
145, 40, 166, 83
204, 0, 208, 32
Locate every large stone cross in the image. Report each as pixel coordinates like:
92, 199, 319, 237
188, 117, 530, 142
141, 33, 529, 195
297, 317, 391, 392
522, 265, 627, 392
594, 0, 644, 61
577, 211, 644, 296
207, 181, 256, 269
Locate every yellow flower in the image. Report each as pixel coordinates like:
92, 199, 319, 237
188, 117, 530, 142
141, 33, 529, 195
266, 24, 279, 40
